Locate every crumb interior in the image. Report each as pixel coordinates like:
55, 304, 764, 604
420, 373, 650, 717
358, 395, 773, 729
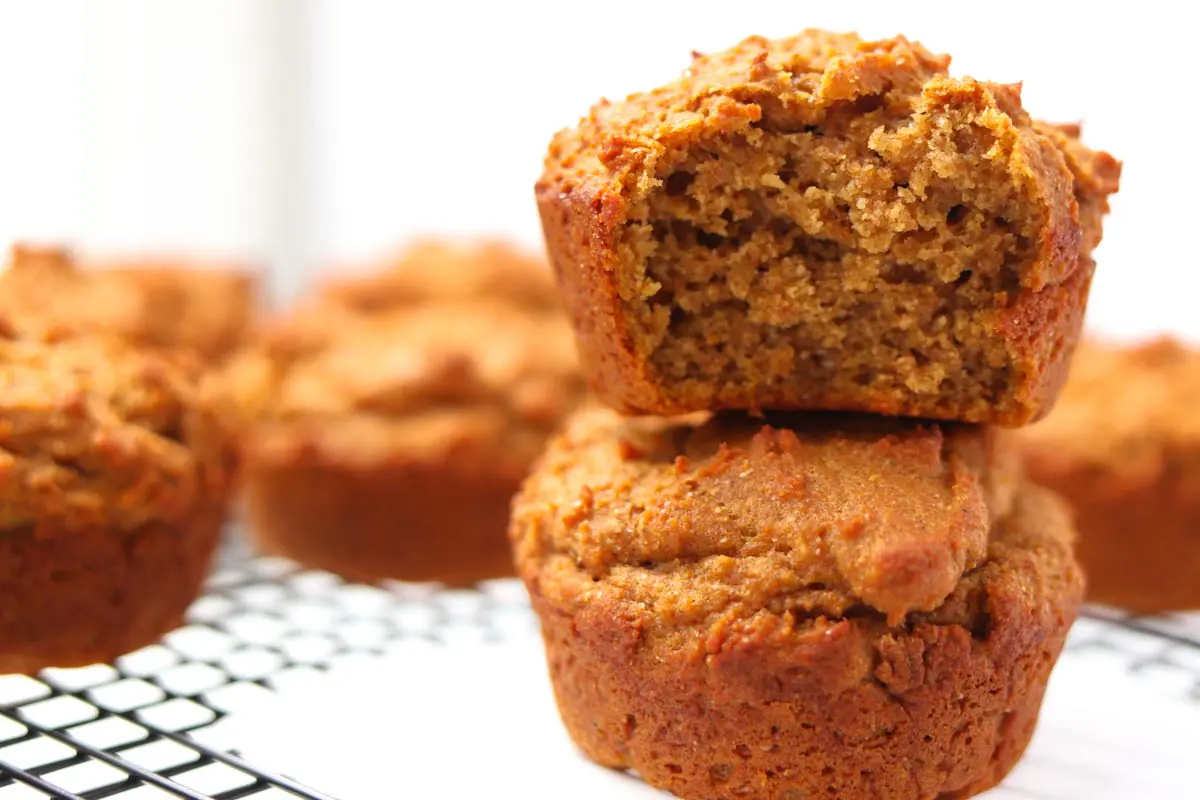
620, 95, 1048, 414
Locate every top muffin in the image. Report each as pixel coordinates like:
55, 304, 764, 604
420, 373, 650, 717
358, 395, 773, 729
538, 30, 1120, 425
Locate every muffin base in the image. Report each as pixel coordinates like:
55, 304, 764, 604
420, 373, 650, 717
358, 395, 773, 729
1046, 470, 1200, 612
243, 453, 518, 586
522, 487, 1082, 800
0, 504, 224, 674
536, 597, 1059, 800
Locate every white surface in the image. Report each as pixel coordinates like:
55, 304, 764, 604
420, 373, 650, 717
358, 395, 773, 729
228, 623, 1200, 799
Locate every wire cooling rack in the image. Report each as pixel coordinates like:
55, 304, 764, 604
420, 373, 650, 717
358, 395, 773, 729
1, 534, 1198, 800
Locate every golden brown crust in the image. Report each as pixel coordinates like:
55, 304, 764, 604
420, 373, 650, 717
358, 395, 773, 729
514, 409, 1018, 626
1016, 338, 1200, 476
0, 245, 147, 343
243, 441, 518, 585
219, 240, 587, 584
0, 316, 232, 672
317, 238, 562, 313
223, 302, 582, 474
1020, 467, 1199, 614
1035, 122, 1123, 253
93, 262, 257, 362
537, 31, 1119, 425
1015, 337, 1200, 610
511, 408, 1083, 799
0, 243, 258, 362
0, 499, 224, 673
0, 319, 227, 534
991, 254, 1095, 424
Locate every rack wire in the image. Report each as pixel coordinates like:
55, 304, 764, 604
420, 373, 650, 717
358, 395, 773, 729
1, 534, 1197, 799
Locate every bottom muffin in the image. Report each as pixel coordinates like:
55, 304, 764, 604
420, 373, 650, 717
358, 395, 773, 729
511, 409, 1083, 800
0, 319, 231, 673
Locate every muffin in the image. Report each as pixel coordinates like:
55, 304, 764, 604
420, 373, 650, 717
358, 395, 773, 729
511, 409, 1083, 800
0, 243, 257, 363
318, 238, 563, 313
1015, 337, 1200, 611
0, 316, 232, 674
537, 30, 1120, 425
220, 244, 587, 584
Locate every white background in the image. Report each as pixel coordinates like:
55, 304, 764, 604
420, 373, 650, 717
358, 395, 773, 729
0, 0, 1194, 324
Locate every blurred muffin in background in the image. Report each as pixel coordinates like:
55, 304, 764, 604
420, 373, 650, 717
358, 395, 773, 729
0, 312, 233, 673
317, 238, 563, 313
215, 239, 587, 585
1013, 337, 1200, 612
0, 243, 259, 364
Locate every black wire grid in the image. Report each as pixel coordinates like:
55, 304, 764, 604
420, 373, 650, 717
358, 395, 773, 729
0, 534, 1197, 800
0, 535, 535, 800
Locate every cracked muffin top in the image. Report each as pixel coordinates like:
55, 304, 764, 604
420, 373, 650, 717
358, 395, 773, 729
218, 241, 586, 472
221, 303, 584, 471
512, 408, 1029, 628
0, 243, 257, 362
542, 30, 1119, 290
317, 239, 563, 313
0, 316, 227, 535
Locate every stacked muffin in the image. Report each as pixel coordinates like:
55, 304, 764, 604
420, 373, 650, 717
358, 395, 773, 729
511, 31, 1120, 800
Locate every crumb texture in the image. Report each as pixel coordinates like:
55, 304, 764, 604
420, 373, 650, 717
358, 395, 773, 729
0, 318, 220, 534
0, 312, 229, 671
512, 408, 1082, 799
538, 31, 1120, 422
